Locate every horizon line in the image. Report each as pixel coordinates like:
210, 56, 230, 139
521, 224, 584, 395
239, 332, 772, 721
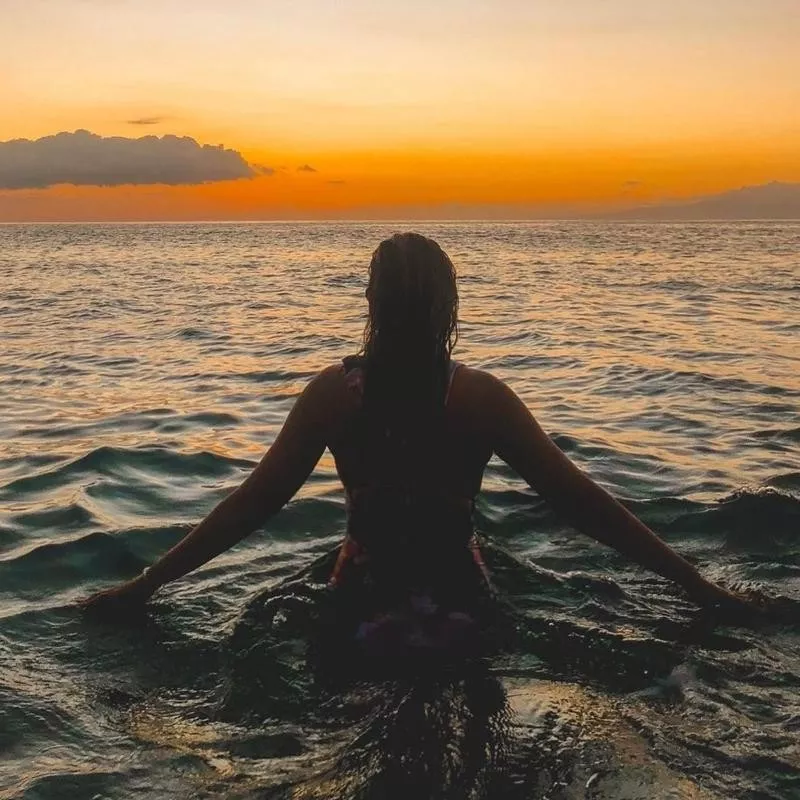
2, 217, 799, 225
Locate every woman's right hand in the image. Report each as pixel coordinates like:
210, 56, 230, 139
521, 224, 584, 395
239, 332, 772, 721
79, 574, 155, 617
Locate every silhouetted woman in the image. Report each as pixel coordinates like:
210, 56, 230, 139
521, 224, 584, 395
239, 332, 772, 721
82, 232, 750, 651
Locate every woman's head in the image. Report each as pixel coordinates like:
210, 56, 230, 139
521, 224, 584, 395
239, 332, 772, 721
361, 233, 459, 424
363, 232, 458, 368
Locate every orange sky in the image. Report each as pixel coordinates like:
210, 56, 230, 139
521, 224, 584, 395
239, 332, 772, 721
1, 1, 798, 219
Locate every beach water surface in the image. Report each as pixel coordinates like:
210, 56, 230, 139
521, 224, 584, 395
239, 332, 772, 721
1, 222, 798, 799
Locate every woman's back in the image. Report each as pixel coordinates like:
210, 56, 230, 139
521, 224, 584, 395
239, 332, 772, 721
327, 356, 493, 603
329, 355, 492, 504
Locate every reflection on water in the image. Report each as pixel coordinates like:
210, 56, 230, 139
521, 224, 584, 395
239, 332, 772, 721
1, 222, 799, 799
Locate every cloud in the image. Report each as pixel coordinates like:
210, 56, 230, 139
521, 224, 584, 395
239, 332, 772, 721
326, 179, 346, 185
127, 116, 166, 126
0, 129, 257, 189
622, 179, 643, 189
297, 164, 317, 173
252, 164, 276, 176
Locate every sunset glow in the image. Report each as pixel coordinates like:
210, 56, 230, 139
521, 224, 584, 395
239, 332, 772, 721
2, 0, 798, 220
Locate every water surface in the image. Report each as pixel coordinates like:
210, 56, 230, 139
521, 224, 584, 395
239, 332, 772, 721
1, 222, 798, 798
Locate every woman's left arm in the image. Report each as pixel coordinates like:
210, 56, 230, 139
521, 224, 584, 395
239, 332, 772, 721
80, 366, 339, 610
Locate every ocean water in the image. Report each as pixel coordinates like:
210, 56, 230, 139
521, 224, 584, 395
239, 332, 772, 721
0, 221, 798, 799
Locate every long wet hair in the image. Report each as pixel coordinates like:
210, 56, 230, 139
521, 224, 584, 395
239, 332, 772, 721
361, 233, 459, 432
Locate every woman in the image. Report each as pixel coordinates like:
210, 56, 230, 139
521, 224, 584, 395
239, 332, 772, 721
82, 232, 750, 648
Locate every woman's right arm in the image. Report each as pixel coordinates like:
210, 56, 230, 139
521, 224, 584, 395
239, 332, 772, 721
79, 366, 340, 613
482, 373, 746, 609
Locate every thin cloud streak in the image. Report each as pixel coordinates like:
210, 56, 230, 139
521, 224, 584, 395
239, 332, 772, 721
126, 116, 167, 126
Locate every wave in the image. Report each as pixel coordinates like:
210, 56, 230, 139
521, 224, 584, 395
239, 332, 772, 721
0, 445, 254, 500
661, 484, 800, 545
464, 476, 800, 553
4, 501, 99, 535
172, 326, 229, 341
6, 769, 127, 800
594, 362, 800, 399
14, 409, 242, 444
753, 425, 800, 443
0, 526, 190, 607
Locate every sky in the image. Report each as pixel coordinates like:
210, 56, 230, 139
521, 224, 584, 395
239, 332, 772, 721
1, 0, 799, 220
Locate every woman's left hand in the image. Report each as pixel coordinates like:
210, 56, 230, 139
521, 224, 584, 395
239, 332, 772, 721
79, 574, 155, 617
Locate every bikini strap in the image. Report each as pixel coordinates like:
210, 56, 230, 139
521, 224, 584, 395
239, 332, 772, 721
445, 360, 462, 406
344, 356, 461, 403
342, 355, 366, 400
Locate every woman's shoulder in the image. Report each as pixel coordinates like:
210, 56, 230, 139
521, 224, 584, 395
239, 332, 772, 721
307, 360, 364, 405
313, 360, 354, 386
447, 366, 534, 451
450, 363, 507, 396
448, 364, 520, 423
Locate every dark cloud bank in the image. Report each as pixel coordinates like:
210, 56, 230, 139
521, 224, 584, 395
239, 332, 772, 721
602, 181, 800, 220
0, 130, 258, 189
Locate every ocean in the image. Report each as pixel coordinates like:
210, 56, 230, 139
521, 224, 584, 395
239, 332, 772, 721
1, 221, 798, 799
